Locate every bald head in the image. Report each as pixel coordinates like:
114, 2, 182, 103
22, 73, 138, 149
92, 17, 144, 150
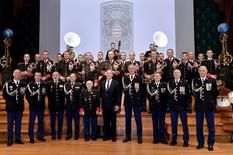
198, 66, 208, 77
52, 71, 60, 80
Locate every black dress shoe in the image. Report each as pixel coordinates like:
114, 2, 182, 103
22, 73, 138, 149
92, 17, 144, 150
160, 140, 168, 144
141, 108, 147, 112
30, 139, 35, 144
66, 136, 72, 140
170, 141, 177, 146
38, 137, 46, 142
153, 140, 159, 144
196, 144, 204, 149
85, 137, 90, 141
52, 136, 56, 140
112, 137, 117, 142
74, 136, 79, 140
138, 138, 143, 144
15, 139, 24, 144
208, 145, 214, 151
57, 136, 62, 140
122, 137, 131, 143
183, 142, 189, 147
103, 137, 110, 141
91, 137, 97, 141
7, 141, 13, 146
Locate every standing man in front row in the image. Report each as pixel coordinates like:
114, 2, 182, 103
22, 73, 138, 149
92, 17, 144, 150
147, 72, 168, 144
100, 69, 121, 142
192, 66, 219, 151
122, 64, 143, 144
167, 69, 191, 147
47, 71, 65, 140
64, 73, 82, 140
26, 72, 47, 143
79, 80, 100, 141
3, 69, 26, 146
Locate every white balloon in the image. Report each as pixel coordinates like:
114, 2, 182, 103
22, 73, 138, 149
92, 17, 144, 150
153, 31, 168, 48
64, 32, 81, 48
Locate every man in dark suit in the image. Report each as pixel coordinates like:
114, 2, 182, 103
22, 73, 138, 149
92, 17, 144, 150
167, 69, 191, 147
122, 64, 143, 144
46, 71, 65, 140
192, 66, 219, 151
25, 72, 47, 143
100, 69, 121, 142
3, 69, 26, 146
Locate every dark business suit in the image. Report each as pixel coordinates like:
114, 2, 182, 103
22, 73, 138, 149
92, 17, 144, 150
100, 79, 121, 139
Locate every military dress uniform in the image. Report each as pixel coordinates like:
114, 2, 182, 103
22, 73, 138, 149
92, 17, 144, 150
201, 58, 220, 78
79, 89, 100, 140
163, 58, 180, 82
38, 59, 53, 81
122, 74, 143, 143
46, 79, 65, 139
3, 80, 26, 145
58, 59, 76, 79
17, 62, 34, 83
26, 81, 47, 141
143, 59, 166, 111
167, 79, 191, 146
79, 60, 98, 85
192, 77, 219, 150
147, 81, 168, 143
64, 81, 82, 140
124, 60, 140, 74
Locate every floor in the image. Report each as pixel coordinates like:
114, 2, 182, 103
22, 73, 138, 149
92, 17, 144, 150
0, 137, 233, 155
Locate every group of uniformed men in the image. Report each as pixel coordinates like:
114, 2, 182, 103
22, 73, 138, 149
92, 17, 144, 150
2, 42, 220, 151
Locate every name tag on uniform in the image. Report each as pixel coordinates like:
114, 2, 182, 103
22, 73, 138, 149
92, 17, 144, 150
206, 83, 212, 91
135, 83, 139, 89
179, 86, 185, 94
20, 87, 26, 95
42, 88, 46, 95
161, 88, 166, 93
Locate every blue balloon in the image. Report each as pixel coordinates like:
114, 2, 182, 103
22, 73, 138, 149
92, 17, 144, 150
2, 28, 13, 38
217, 23, 230, 33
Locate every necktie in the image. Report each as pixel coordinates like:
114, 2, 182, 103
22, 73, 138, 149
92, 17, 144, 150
175, 80, 178, 85
201, 78, 204, 84
55, 81, 58, 87
130, 76, 133, 81
16, 81, 19, 87
106, 80, 110, 90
